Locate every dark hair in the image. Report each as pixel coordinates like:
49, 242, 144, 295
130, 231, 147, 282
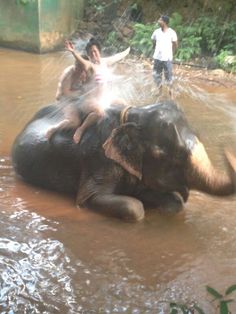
85, 37, 102, 55
161, 15, 169, 24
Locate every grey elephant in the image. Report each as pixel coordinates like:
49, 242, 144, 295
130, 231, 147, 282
12, 99, 236, 221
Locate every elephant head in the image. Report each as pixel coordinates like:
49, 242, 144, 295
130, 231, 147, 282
103, 103, 236, 202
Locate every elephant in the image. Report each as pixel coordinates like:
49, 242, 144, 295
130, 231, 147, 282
11, 99, 236, 221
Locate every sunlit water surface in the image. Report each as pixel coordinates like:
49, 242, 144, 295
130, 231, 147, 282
0, 47, 236, 313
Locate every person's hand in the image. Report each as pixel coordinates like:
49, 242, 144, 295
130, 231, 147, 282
65, 40, 74, 53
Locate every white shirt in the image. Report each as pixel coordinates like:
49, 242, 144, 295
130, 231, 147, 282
151, 27, 177, 61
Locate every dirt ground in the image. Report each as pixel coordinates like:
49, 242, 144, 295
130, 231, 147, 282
135, 56, 236, 90
175, 65, 236, 89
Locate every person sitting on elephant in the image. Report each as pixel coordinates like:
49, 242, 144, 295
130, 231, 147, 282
64, 38, 130, 144
47, 38, 130, 144
46, 54, 94, 142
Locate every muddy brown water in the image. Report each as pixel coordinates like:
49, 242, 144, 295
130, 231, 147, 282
0, 47, 236, 313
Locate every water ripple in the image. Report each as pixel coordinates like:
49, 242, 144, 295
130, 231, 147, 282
0, 209, 80, 313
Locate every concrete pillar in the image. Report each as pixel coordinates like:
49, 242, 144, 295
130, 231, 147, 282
0, 0, 84, 53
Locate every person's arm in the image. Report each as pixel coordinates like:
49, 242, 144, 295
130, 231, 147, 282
56, 66, 77, 100
172, 40, 178, 55
151, 30, 156, 50
65, 41, 92, 71
102, 47, 130, 66
171, 29, 178, 56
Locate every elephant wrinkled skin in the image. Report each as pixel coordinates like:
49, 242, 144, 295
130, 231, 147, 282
12, 99, 236, 221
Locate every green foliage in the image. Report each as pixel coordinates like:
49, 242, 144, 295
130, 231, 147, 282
215, 50, 236, 73
168, 284, 236, 314
129, 23, 156, 57
169, 12, 183, 29
169, 12, 202, 61
192, 16, 235, 57
195, 16, 222, 54
207, 284, 236, 314
87, 0, 106, 13
170, 302, 205, 313
15, 0, 35, 4
87, 0, 120, 13
219, 20, 236, 53
225, 284, 236, 295
105, 31, 118, 47
129, 11, 236, 71
175, 31, 202, 61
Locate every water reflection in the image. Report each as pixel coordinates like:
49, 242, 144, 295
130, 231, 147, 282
0, 209, 78, 313
0, 47, 236, 313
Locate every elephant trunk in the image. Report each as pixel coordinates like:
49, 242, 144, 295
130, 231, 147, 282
187, 139, 236, 196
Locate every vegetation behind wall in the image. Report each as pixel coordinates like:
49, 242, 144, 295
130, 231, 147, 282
82, 0, 236, 72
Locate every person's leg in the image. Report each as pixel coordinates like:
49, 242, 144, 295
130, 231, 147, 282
73, 102, 104, 144
164, 61, 173, 98
46, 104, 81, 139
110, 97, 128, 106
73, 112, 100, 143
153, 59, 163, 95
46, 119, 72, 139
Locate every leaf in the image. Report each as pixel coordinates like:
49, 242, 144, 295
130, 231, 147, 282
169, 302, 188, 313
219, 301, 229, 314
225, 284, 236, 295
206, 286, 223, 299
193, 304, 206, 314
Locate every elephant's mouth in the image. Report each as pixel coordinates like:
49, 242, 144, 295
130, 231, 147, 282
144, 174, 189, 203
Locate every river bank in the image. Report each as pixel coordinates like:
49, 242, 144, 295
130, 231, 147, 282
120, 54, 236, 90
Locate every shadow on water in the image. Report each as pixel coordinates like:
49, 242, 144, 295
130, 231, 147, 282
0, 47, 236, 313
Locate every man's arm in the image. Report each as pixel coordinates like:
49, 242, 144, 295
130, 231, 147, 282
172, 40, 178, 56
171, 29, 178, 56
65, 41, 92, 72
151, 29, 157, 50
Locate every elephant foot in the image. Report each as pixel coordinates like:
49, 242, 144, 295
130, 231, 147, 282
158, 192, 184, 214
85, 194, 145, 222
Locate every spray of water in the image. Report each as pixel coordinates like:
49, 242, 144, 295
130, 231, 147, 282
174, 72, 236, 127
21, 6, 235, 142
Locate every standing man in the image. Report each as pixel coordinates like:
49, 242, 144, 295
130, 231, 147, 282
151, 15, 178, 97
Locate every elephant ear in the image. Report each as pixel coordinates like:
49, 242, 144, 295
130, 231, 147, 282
103, 123, 144, 180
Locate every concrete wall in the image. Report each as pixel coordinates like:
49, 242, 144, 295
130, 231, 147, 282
0, 0, 84, 53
